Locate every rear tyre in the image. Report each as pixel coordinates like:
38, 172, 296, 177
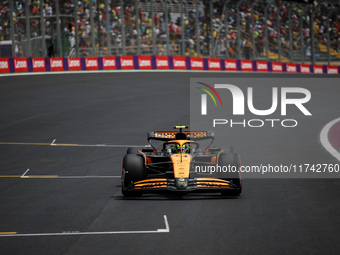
218, 152, 242, 196
122, 154, 144, 197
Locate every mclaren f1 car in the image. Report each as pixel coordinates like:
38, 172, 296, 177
121, 126, 242, 197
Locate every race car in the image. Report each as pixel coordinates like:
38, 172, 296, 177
121, 126, 242, 197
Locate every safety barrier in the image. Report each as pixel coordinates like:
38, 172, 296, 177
0, 56, 339, 75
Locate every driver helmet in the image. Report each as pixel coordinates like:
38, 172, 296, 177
182, 144, 190, 153
172, 144, 190, 153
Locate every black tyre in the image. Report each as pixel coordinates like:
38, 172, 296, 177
218, 152, 242, 196
122, 154, 144, 197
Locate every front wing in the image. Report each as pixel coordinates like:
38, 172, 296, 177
125, 178, 240, 193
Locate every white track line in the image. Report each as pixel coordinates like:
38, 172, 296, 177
26, 176, 120, 179
0, 142, 150, 148
52, 144, 150, 148
55, 176, 120, 179
0, 175, 121, 179
20, 169, 30, 178
0, 215, 169, 237
160, 215, 170, 232
320, 117, 340, 161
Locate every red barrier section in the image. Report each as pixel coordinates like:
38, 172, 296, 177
172, 56, 187, 70
138, 56, 152, 69
240, 60, 253, 72
32, 58, 46, 72
120, 56, 134, 69
0, 58, 10, 73
0, 56, 339, 75
85, 57, 99, 70
155, 56, 169, 69
256, 61, 268, 72
327, 65, 339, 74
313, 65, 323, 74
50, 58, 64, 71
225, 59, 237, 71
190, 57, 204, 70
68, 58, 81, 71
14, 58, 28, 72
286, 63, 297, 73
272, 62, 283, 73
300, 64, 311, 74
208, 58, 221, 71
102, 56, 116, 70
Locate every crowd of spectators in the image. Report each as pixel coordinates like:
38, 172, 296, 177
0, 0, 339, 61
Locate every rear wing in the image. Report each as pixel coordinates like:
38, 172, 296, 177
147, 131, 214, 141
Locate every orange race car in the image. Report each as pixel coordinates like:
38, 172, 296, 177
121, 126, 242, 197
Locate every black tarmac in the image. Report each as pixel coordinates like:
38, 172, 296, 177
0, 72, 339, 255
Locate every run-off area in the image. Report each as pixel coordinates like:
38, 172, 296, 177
0, 145, 169, 240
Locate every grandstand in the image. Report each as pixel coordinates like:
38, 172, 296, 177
0, 0, 339, 64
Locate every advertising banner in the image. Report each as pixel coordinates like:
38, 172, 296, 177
0, 58, 10, 73
120, 56, 134, 70
50, 58, 64, 71
85, 57, 99, 71
14, 58, 28, 72
190, 57, 204, 70
225, 59, 237, 71
138, 56, 152, 69
286, 63, 297, 73
172, 56, 187, 70
32, 58, 46, 72
68, 58, 81, 71
240, 60, 253, 72
271, 62, 283, 73
208, 58, 221, 71
155, 56, 169, 69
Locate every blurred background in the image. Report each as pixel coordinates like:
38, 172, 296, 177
0, 0, 339, 64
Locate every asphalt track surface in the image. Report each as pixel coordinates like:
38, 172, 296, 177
0, 72, 340, 255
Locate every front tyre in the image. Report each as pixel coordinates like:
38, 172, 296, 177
122, 154, 144, 197
218, 152, 242, 196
